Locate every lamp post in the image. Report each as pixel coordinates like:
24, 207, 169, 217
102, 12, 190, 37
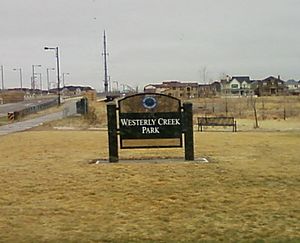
32, 64, 41, 91
62, 72, 70, 87
13, 68, 23, 89
1, 65, 4, 90
44, 46, 61, 106
113, 81, 119, 92
36, 73, 42, 94
46, 68, 55, 91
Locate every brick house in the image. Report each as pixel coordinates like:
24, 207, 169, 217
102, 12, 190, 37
144, 81, 199, 99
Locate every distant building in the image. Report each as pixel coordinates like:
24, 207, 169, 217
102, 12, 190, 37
210, 81, 221, 94
53, 85, 94, 96
253, 76, 286, 96
144, 80, 222, 99
285, 80, 300, 95
221, 76, 254, 96
198, 84, 211, 97
144, 81, 199, 99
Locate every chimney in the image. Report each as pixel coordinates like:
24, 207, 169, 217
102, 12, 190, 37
278, 75, 281, 80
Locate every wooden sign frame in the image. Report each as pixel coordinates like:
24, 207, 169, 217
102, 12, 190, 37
107, 93, 194, 162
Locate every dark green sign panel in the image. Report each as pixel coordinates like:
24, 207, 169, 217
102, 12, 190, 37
118, 93, 182, 148
106, 93, 194, 162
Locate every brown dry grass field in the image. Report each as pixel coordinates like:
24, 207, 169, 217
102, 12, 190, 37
0, 97, 300, 242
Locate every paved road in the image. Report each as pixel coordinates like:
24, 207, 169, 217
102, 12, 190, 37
0, 98, 57, 117
0, 101, 77, 136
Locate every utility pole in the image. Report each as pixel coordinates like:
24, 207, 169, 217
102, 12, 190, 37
44, 46, 61, 106
46, 68, 55, 91
102, 30, 109, 93
32, 64, 41, 91
13, 68, 23, 89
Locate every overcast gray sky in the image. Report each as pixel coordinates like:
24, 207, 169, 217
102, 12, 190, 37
1, 0, 300, 91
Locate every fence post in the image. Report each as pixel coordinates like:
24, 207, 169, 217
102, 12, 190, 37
107, 102, 118, 162
183, 102, 194, 161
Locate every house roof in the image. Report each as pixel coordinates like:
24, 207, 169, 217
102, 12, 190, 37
231, 76, 251, 83
262, 76, 285, 82
145, 81, 199, 89
63, 85, 94, 91
49, 85, 94, 92
286, 79, 299, 84
162, 81, 198, 87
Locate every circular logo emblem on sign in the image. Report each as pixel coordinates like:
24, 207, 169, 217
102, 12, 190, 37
142, 96, 157, 109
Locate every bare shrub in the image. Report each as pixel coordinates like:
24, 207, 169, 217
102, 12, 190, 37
84, 106, 98, 125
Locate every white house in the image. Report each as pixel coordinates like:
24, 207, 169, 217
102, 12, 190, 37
286, 80, 300, 95
221, 76, 253, 96
286, 80, 299, 90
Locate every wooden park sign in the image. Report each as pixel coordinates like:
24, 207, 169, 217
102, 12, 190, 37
107, 93, 194, 162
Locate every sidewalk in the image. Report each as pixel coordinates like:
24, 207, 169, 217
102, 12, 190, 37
0, 102, 77, 136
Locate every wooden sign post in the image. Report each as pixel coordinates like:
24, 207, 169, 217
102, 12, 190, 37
107, 93, 194, 162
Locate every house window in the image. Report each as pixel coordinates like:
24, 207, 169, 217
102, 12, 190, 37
172, 87, 176, 90
231, 84, 239, 89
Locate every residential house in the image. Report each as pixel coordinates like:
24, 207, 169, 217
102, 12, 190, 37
285, 80, 300, 95
57, 85, 94, 96
210, 81, 221, 94
144, 81, 199, 99
198, 82, 221, 97
221, 76, 253, 96
198, 84, 211, 97
253, 76, 286, 96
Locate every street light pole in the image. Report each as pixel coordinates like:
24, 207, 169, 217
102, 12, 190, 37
32, 64, 41, 91
1, 65, 4, 90
46, 68, 55, 91
36, 73, 42, 94
13, 68, 23, 89
113, 81, 119, 92
62, 72, 70, 87
44, 46, 61, 106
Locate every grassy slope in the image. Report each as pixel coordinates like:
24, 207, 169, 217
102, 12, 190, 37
0, 131, 299, 242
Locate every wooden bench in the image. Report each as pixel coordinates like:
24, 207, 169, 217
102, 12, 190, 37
197, 117, 237, 132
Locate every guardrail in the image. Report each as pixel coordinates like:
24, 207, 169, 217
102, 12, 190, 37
8, 112, 14, 121
8, 99, 58, 121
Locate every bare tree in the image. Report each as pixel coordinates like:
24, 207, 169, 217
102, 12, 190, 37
250, 95, 259, 128
261, 97, 266, 120
283, 90, 287, 120
212, 96, 215, 114
225, 96, 228, 116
